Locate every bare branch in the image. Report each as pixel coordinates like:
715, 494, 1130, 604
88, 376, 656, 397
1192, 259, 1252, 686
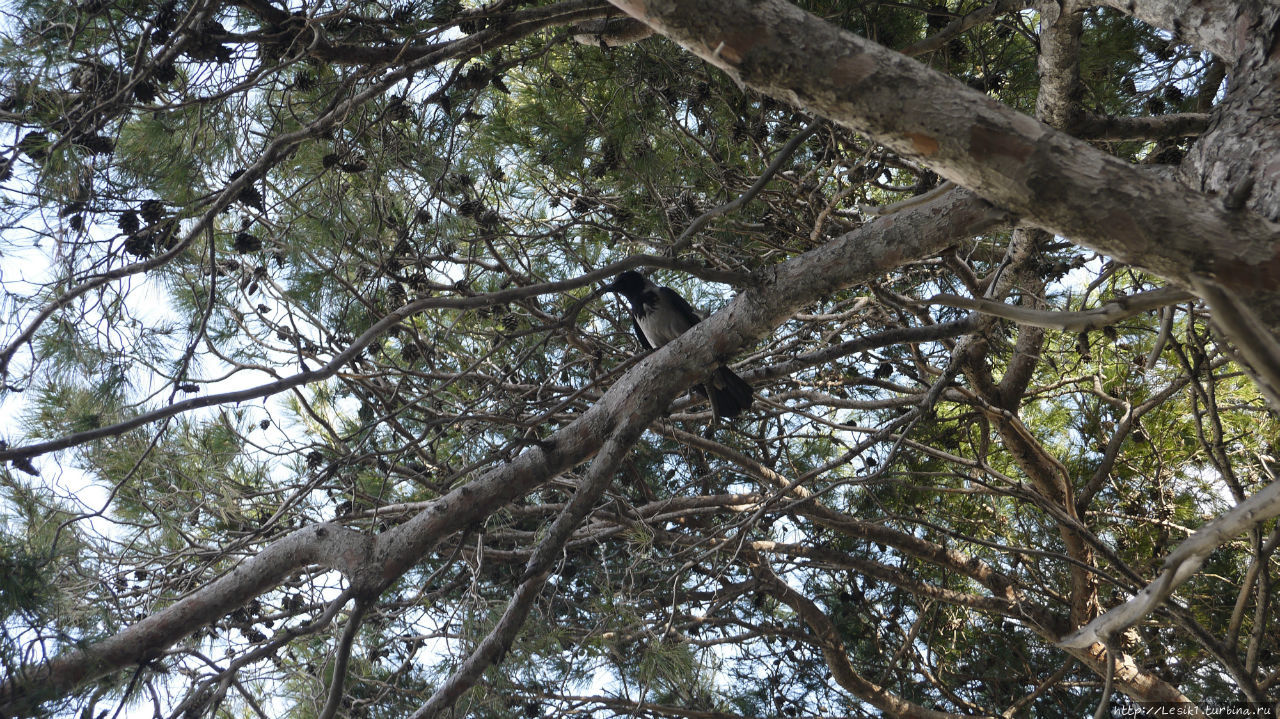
1060, 477, 1280, 650
672, 120, 821, 252
924, 286, 1193, 331
408, 420, 645, 719
1073, 112, 1211, 141
317, 600, 370, 719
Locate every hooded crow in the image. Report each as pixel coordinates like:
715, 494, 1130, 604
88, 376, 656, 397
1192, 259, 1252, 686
605, 270, 752, 419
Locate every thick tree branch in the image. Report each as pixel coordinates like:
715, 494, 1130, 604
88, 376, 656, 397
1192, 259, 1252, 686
1089, 0, 1250, 60
1034, 0, 1085, 130
0, 524, 374, 713
0, 188, 1008, 717
1072, 112, 1211, 141
572, 15, 655, 46
603, 0, 1280, 405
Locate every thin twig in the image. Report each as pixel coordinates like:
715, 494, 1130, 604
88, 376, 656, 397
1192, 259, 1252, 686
672, 120, 820, 252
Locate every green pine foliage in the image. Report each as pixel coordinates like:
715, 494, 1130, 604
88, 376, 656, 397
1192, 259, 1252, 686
1, 0, 1277, 716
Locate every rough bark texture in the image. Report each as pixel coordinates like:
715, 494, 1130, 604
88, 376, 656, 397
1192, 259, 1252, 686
7, 0, 1280, 712
603, 0, 1280, 705
606, 0, 1277, 287
605, 0, 1280, 408
0, 524, 374, 712
1182, 5, 1280, 236
1092, 0, 1251, 59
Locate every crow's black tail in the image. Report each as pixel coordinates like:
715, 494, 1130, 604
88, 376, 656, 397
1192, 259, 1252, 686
706, 365, 752, 419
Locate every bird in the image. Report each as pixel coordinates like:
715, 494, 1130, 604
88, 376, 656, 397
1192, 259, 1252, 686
604, 270, 752, 419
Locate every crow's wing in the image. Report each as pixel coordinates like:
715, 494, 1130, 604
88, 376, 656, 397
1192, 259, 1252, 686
658, 287, 702, 328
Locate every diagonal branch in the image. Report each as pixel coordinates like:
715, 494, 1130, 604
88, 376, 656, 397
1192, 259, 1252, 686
407, 419, 646, 719
0, 186, 1009, 717
317, 600, 371, 719
603, 0, 1280, 415
0, 523, 374, 714
1060, 477, 1280, 650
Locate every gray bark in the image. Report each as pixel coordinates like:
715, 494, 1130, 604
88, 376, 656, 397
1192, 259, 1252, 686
603, 0, 1280, 404
0, 189, 1007, 718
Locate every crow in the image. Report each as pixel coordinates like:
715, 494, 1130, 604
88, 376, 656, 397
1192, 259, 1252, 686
605, 270, 752, 419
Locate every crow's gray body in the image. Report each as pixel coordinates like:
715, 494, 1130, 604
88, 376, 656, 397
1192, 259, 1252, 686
606, 271, 753, 419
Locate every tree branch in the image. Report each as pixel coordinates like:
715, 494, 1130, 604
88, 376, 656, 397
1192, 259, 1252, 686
1034, 0, 1085, 130
1072, 112, 1211, 141
0, 186, 1008, 716
1089, 0, 1246, 60
1060, 477, 1280, 650
672, 120, 821, 252
0, 524, 373, 714
924, 286, 1193, 331
408, 420, 645, 719
604, 0, 1280, 373
317, 600, 370, 719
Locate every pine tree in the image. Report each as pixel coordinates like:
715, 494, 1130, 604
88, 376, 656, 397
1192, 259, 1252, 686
2, 0, 1279, 715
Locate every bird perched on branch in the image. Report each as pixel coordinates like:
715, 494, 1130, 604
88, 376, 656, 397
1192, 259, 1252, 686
605, 270, 752, 419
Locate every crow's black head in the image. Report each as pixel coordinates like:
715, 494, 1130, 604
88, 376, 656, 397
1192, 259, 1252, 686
606, 270, 646, 297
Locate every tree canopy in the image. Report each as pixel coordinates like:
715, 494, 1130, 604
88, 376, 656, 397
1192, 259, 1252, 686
2, 0, 1279, 716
